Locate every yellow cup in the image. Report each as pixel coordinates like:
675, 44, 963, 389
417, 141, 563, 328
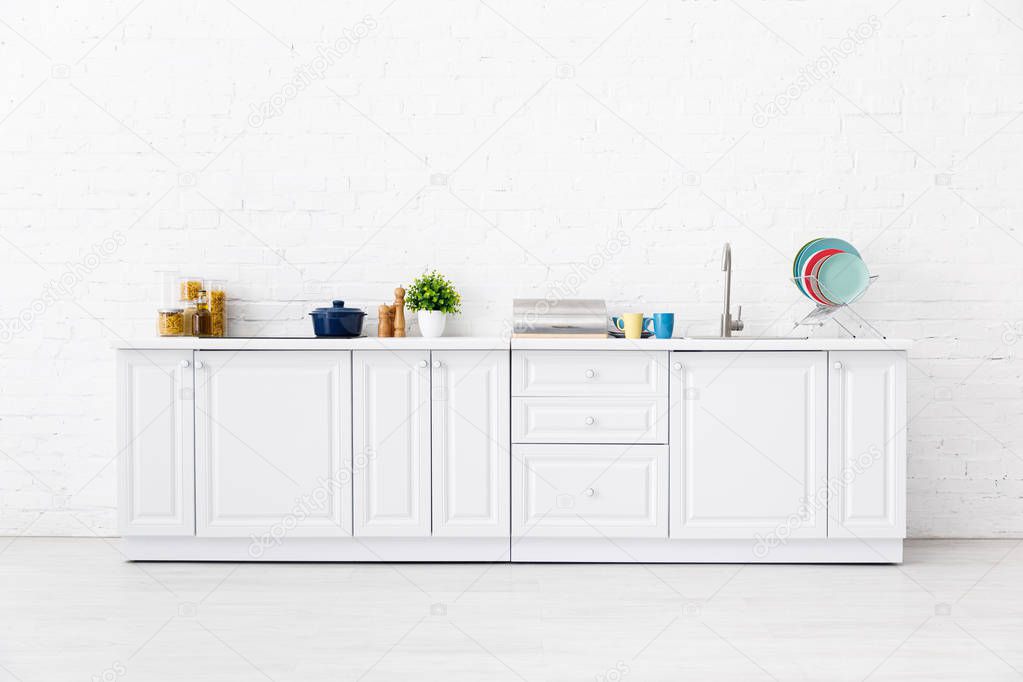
622, 313, 646, 339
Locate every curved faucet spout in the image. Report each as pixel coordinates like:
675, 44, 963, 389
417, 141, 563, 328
720, 242, 743, 337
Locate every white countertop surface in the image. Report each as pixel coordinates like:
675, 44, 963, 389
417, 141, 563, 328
511, 337, 912, 351
115, 336, 510, 350
116, 336, 912, 351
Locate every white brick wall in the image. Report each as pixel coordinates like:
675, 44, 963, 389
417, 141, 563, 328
1, 0, 1020, 537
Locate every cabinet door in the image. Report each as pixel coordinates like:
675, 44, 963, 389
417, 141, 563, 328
118, 350, 195, 536
432, 350, 510, 537
670, 352, 828, 539
512, 444, 668, 538
194, 351, 351, 537
828, 351, 907, 538
353, 351, 431, 537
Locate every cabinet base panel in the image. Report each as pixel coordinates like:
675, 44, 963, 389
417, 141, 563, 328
121, 537, 511, 562
512, 537, 903, 563
122, 536, 902, 563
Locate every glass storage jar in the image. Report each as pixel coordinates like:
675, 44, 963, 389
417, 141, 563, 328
157, 308, 185, 336
206, 279, 226, 337
177, 276, 203, 304
177, 276, 201, 336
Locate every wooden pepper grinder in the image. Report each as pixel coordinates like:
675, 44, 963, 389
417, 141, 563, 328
393, 287, 406, 337
377, 304, 395, 337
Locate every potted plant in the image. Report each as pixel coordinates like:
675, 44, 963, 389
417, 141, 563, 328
405, 270, 462, 337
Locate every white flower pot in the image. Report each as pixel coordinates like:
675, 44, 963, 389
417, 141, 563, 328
417, 310, 447, 338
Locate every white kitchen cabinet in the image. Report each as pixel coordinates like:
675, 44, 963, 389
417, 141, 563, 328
669, 351, 828, 539
512, 444, 668, 538
512, 396, 668, 444
117, 338, 909, 563
431, 350, 510, 537
117, 350, 195, 536
513, 350, 666, 396
194, 351, 352, 537
828, 351, 907, 538
353, 351, 432, 537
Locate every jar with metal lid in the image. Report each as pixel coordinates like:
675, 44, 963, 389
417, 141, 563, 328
157, 308, 185, 336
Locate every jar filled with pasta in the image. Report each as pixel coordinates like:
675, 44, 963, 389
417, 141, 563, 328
206, 279, 227, 337
177, 276, 202, 335
178, 276, 203, 303
157, 308, 185, 336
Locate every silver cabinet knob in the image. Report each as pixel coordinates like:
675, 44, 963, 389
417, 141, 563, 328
180, 360, 190, 368
194, 360, 204, 370
418, 360, 428, 368
433, 361, 441, 368
584, 369, 595, 378
583, 488, 595, 497
672, 362, 682, 371
584, 416, 595, 425
833, 362, 842, 370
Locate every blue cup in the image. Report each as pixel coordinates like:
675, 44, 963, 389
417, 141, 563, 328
653, 313, 675, 339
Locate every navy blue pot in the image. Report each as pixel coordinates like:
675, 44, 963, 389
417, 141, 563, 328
309, 300, 366, 338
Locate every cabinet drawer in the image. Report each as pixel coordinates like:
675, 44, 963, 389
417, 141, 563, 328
512, 350, 667, 396
512, 444, 668, 538
512, 397, 667, 444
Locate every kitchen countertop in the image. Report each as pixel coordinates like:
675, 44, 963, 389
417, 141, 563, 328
116, 336, 912, 351
115, 336, 510, 350
511, 337, 912, 351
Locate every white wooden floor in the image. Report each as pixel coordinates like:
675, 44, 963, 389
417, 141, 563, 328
0, 539, 1020, 681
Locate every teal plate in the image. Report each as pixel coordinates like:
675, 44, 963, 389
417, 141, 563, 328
816, 252, 869, 305
792, 238, 822, 297
793, 237, 861, 297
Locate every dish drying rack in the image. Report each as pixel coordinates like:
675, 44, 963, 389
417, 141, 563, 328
791, 274, 885, 339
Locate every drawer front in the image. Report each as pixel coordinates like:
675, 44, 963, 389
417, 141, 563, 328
512, 397, 667, 444
512, 444, 668, 538
512, 350, 667, 396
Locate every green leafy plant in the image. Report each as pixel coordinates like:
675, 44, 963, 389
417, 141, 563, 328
405, 270, 462, 314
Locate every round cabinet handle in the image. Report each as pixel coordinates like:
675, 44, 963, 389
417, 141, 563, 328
194, 360, 204, 370
418, 360, 428, 368
583, 488, 595, 497
584, 369, 595, 379
180, 360, 190, 368
833, 362, 843, 370
672, 362, 682, 371
585, 416, 595, 425
432, 361, 442, 368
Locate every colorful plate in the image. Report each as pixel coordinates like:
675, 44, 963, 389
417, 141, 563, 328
792, 238, 819, 278
793, 237, 861, 299
792, 238, 823, 296
803, 248, 843, 304
816, 252, 869, 305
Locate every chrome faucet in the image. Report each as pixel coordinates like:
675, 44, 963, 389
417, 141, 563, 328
720, 242, 744, 337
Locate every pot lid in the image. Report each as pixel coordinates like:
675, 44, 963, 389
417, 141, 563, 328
310, 300, 366, 315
